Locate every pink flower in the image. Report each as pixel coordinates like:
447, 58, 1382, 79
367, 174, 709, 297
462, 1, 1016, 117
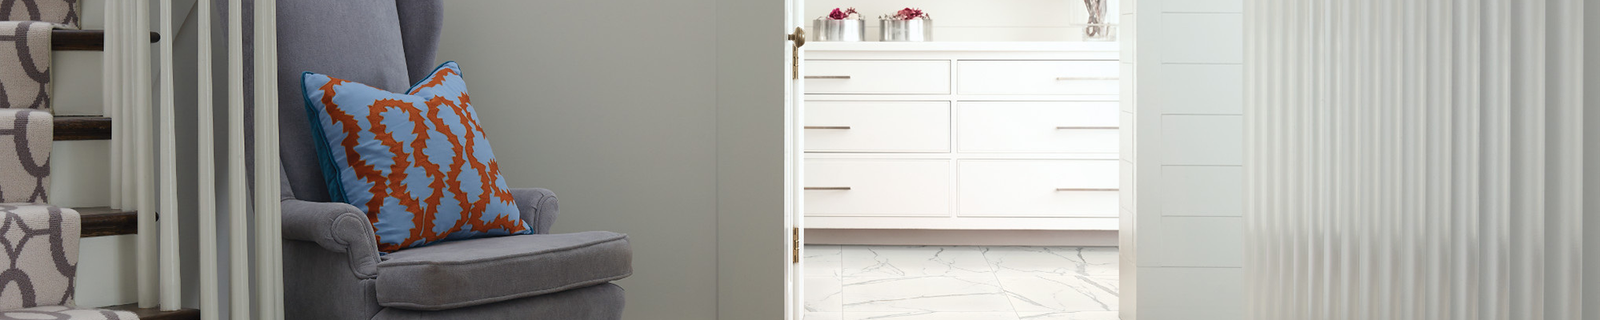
828, 7, 859, 20
893, 8, 926, 20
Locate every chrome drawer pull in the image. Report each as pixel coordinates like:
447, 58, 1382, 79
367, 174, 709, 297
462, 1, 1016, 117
1055, 76, 1119, 81
806, 187, 853, 191
1056, 126, 1119, 130
806, 76, 853, 79
1055, 188, 1119, 192
805, 126, 852, 130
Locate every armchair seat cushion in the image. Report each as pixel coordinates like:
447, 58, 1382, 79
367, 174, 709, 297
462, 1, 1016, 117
374, 231, 632, 311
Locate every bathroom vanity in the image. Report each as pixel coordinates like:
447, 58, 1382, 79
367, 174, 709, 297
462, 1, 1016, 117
802, 42, 1121, 231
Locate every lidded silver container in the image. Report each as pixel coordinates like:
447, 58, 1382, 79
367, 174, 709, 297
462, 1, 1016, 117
812, 18, 866, 42
879, 18, 933, 42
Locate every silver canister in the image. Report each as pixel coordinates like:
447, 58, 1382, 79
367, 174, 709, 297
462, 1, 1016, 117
812, 18, 865, 42
879, 18, 933, 42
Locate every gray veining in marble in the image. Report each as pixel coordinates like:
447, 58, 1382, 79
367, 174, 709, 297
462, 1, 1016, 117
843, 276, 1012, 312
804, 245, 1121, 320
843, 246, 994, 277
984, 247, 1118, 277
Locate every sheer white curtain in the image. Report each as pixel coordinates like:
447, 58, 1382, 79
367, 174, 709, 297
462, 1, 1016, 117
1244, 0, 1585, 319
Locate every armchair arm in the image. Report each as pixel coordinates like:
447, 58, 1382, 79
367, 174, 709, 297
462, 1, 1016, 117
281, 199, 380, 279
510, 188, 558, 234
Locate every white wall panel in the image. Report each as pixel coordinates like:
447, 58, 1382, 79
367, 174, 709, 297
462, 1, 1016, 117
1157, 14, 1242, 63
1160, 166, 1241, 217
1160, 115, 1242, 165
1155, 64, 1242, 115
1160, 0, 1242, 14
1157, 217, 1244, 267
1124, 0, 1247, 316
1138, 267, 1246, 319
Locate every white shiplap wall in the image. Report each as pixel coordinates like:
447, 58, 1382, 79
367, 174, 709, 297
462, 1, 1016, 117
805, 0, 1119, 41
1121, 0, 1247, 318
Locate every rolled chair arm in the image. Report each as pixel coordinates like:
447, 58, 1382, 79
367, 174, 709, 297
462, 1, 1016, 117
281, 199, 381, 279
510, 188, 559, 234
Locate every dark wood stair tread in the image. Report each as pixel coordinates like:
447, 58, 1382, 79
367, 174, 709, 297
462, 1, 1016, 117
53, 116, 112, 141
52, 30, 160, 51
76, 206, 139, 238
102, 304, 199, 320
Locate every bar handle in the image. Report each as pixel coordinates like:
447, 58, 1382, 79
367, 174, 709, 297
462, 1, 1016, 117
806, 126, 853, 130
806, 75, 853, 79
806, 187, 853, 191
1055, 188, 1120, 192
1056, 76, 1119, 81
1056, 126, 1120, 130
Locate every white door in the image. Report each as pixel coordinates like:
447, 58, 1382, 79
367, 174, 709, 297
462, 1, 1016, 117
783, 0, 806, 319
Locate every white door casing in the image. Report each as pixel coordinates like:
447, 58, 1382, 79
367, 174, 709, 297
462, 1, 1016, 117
784, 0, 806, 318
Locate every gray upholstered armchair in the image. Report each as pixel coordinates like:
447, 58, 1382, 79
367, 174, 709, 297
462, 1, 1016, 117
261, 1, 632, 319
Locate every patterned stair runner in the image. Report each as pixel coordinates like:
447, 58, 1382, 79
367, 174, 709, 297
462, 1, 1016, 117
0, 1, 139, 318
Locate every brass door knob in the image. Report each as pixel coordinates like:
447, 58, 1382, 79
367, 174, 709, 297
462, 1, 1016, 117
788, 27, 806, 48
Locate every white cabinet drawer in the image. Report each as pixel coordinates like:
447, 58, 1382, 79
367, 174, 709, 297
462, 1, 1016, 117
957, 102, 1119, 153
805, 60, 951, 94
957, 60, 1118, 95
805, 160, 952, 216
806, 101, 950, 152
959, 160, 1119, 217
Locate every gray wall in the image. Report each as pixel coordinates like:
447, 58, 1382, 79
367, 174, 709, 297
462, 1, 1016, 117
437, 0, 783, 318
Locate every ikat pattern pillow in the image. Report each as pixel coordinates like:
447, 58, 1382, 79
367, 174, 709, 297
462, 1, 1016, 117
301, 61, 530, 253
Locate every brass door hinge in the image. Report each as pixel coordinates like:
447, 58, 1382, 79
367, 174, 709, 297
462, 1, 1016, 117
792, 227, 801, 263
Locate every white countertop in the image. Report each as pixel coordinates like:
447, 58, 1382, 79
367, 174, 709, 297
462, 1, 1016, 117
805, 41, 1120, 52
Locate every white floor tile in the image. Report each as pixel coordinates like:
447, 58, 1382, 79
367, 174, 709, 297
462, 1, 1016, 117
843, 311, 1022, 320
808, 277, 845, 312
806, 312, 845, 320
983, 247, 1118, 278
805, 246, 1122, 317
843, 276, 1012, 312
843, 246, 994, 277
1018, 310, 1122, 319
998, 276, 1119, 312
808, 245, 845, 277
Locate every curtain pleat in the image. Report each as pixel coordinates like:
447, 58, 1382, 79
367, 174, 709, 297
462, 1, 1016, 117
1244, 0, 1584, 319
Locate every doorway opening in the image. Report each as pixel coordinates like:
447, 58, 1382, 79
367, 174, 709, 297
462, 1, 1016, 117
787, 1, 1125, 319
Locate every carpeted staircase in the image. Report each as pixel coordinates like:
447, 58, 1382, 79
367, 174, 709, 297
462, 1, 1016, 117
0, 1, 192, 318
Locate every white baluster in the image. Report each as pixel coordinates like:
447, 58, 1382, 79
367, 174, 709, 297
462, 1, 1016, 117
228, 0, 252, 319
254, 0, 282, 317
105, 0, 121, 211
157, 0, 181, 310
133, 0, 158, 308
197, 0, 220, 317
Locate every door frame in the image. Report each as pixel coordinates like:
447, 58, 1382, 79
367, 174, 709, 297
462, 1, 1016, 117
713, 0, 1143, 319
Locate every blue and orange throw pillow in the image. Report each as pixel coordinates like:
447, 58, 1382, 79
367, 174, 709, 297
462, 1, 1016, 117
301, 61, 531, 253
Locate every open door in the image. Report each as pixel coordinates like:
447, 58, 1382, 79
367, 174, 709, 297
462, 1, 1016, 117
783, 0, 806, 318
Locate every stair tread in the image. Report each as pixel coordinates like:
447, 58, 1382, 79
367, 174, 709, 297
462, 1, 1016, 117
53, 116, 111, 141
75, 206, 139, 238
102, 304, 199, 320
52, 30, 160, 51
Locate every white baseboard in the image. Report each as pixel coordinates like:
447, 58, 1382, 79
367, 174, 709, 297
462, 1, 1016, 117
805, 229, 1118, 247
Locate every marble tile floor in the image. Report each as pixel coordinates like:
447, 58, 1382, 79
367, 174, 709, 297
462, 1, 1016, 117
804, 245, 1120, 320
